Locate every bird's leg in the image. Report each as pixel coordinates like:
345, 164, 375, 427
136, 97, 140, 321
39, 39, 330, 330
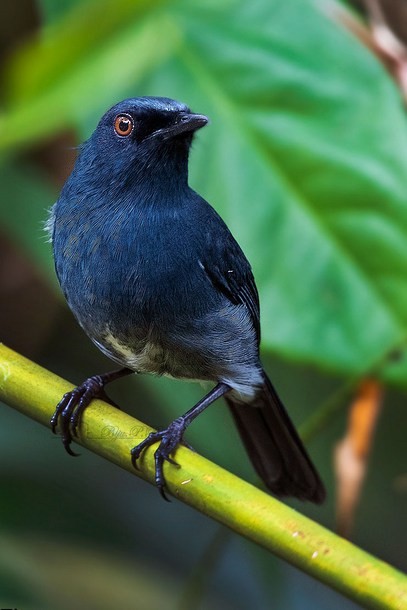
51, 367, 134, 455
131, 382, 231, 500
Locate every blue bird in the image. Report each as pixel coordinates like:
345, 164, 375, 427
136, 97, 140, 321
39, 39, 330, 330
48, 96, 325, 503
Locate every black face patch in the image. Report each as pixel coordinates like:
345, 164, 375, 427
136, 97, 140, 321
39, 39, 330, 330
132, 111, 179, 144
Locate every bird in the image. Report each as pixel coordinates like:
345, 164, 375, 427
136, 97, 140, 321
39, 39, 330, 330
47, 96, 325, 504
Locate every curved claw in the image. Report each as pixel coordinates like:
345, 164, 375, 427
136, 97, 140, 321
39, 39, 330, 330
180, 439, 195, 452
130, 418, 186, 500
51, 392, 71, 434
63, 436, 80, 457
158, 485, 171, 502
70, 390, 94, 436
131, 431, 163, 467
51, 373, 121, 456
164, 455, 178, 466
155, 453, 166, 497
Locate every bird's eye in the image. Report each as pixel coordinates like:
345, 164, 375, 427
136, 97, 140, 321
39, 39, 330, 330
114, 114, 134, 137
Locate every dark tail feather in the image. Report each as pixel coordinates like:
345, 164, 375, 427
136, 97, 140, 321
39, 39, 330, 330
225, 373, 326, 504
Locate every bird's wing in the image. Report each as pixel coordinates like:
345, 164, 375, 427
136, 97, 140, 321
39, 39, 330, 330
200, 216, 261, 344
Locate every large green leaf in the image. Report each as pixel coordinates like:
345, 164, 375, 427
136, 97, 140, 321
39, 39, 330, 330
140, 0, 407, 380
1, 0, 407, 383
0, 0, 179, 151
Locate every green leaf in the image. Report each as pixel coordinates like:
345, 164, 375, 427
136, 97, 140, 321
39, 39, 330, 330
137, 0, 407, 380
38, 0, 84, 23
0, 0, 179, 151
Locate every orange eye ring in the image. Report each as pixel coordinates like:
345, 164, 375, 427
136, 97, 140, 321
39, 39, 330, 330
114, 114, 134, 137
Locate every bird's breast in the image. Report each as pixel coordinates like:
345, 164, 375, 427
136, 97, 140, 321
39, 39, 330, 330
53, 204, 216, 347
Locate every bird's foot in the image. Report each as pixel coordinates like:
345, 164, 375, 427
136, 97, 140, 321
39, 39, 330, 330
51, 368, 133, 455
130, 383, 230, 501
51, 375, 108, 455
131, 417, 187, 501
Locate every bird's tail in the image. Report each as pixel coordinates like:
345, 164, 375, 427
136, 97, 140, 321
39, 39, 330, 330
225, 372, 325, 503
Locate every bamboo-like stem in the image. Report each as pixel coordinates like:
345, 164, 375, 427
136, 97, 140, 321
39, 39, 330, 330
0, 343, 406, 610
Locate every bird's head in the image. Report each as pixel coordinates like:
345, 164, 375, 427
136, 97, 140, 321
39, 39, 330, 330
79, 97, 208, 190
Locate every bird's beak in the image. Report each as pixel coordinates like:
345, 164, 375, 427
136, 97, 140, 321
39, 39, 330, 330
159, 113, 209, 140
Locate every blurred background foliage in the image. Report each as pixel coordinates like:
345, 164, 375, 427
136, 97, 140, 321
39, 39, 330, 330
0, 0, 406, 608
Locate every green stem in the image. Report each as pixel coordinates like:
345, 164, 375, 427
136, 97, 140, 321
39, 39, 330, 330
0, 343, 406, 610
